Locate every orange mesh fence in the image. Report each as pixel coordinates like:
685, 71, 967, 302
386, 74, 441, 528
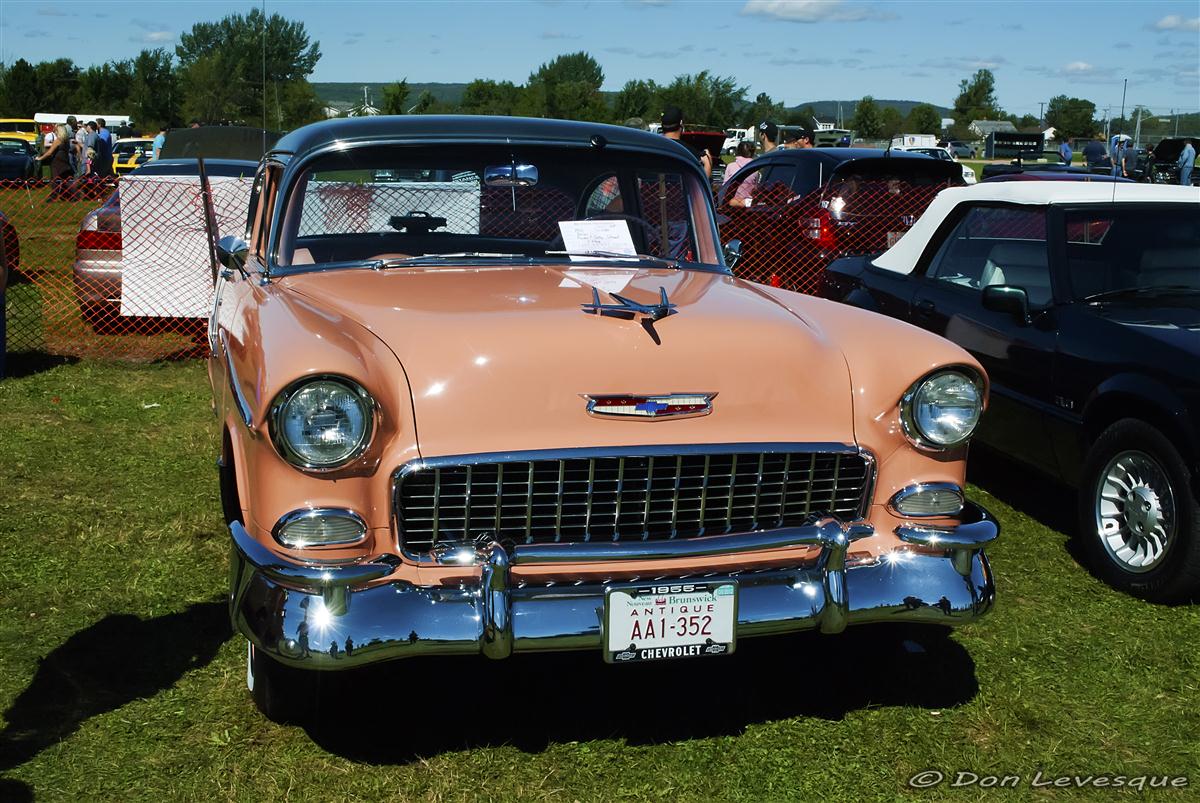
1, 174, 251, 361
717, 179, 956, 294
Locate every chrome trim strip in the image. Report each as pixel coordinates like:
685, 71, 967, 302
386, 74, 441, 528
271, 507, 368, 549
887, 482, 965, 518
509, 519, 874, 564
220, 330, 254, 430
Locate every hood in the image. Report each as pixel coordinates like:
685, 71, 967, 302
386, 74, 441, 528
1092, 299, 1200, 354
1152, 139, 1186, 162
282, 264, 856, 458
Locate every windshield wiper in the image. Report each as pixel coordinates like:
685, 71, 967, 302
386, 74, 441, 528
1081, 285, 1200, 303
376, 252, 530, 268
544, 250, 680, 269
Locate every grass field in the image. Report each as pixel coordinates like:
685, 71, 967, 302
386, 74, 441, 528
0, 359, 1197, 801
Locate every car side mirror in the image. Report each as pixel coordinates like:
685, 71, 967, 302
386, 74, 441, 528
216, 235, 249, 277
982, 284, 1030, 325
724, 239, 742, 271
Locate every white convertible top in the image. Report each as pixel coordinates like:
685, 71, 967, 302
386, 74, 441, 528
873, 182, 1200, 275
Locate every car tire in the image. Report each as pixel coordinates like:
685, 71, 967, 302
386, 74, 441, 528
247, 642, 318, 724
1078, 419, 1200, 602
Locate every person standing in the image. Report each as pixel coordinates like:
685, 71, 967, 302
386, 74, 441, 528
660, 106, 712, 179
91, 118, 114, 177
1082, 138, 1106, 169
757, 120, 778, 154
151, 126, 168, 160
1121, 142, 1138, 179
1059, 139, 1072, 165
37, 124, 73, 197
723, 140, 757, 206
72, 116, 89, 176
1178, 139, 1195, 186
1109, 137, 1125, 178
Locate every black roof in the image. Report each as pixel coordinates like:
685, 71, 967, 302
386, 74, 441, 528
270, 115, 697, 163
130, 158, 257, 178
753, 146, 931, 167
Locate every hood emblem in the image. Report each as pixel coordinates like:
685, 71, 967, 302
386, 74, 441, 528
583, 393, 716, 419
581, 286, 676, 322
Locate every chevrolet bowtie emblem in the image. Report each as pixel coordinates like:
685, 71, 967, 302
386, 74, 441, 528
583, 393, 716, 419
581, 286, 677, 322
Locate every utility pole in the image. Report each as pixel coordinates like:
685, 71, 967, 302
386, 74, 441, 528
1133, 106, 1143, 148
1102, 107, 1111, 144
1039, 101, 1045, 126
1175, 109, 1180, 136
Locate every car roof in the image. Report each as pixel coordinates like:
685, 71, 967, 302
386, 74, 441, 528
129, 158, 257, 177
753, 146, 930, 165
270, 114, 699, 164
873, 182, 1200, 275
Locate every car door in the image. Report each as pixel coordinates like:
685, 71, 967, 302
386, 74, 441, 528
908, 204, 1062, 472
718, 157, 803, 284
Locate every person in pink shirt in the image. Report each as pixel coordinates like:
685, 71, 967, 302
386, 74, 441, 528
723, 141, 757, 204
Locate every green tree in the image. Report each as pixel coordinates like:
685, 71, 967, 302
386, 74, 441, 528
75, 61, 134, 113
952, 68, 1002, 131
523, 51, 607, 120
613, 79, 659, 124
851, 96, 883, 139
906, 103, 942, 135
1045, 95, 1097, 140
34, 59, 80, 113
129, 49, 180, 129
0, 59, 41, 117
176, 9, 321, 128
460, 79, 523, 116
879, 107, 904, 139
411, 90, 437, 115
657, 71, 747, 130
743, 92, 785, 127
784, 104, 817, 126
381, 80, 410, 115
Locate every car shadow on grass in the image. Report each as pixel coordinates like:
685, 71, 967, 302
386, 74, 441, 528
0, 600, 230, 773
968, 446, 1077, 538
303, 622, 978, 764
1, 351, 79, 380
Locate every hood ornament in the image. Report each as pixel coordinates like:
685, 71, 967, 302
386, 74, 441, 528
583, 393, 716, 420
581, 286, 676, 322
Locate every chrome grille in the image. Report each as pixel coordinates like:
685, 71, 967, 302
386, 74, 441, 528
395, 447, 871, 554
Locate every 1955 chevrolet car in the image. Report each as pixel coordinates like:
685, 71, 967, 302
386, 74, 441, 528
207, 115, 1000, 722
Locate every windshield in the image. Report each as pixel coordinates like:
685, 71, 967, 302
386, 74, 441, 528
114, 141, 148, 156
0, 121, 34, 134
275, 143, 714, 269
1065, 207, 1200, 300
0, 140, 29, 155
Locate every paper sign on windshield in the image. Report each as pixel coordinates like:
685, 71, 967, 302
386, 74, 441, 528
557, 219, 638, 261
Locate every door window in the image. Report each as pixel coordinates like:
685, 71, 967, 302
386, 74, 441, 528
926, 206, 1052, 307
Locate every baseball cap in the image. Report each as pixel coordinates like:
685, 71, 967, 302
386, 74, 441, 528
758, 120, 778, 140
661, 106, 683, 132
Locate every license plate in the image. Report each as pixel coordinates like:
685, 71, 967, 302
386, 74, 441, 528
604, 581, 737, 663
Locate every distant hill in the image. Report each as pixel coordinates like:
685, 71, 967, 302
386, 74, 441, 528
791, 99, 952, 122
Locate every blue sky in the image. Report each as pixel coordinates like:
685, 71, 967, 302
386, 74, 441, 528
1, 0, 1198, 116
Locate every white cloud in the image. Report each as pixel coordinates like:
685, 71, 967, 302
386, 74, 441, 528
1153, 14, 1200, 32
1064, 61, 1094, 73
742, 0, 895, 24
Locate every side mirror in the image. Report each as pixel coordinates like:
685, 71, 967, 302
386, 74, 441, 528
724, 239, 743, 271
216, 235, 249, 277
982, 284, 1030, 325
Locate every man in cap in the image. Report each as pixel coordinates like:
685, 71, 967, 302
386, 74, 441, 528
757, 120, 778, 154
661, 106, 712, 179
785, 124, 816, 149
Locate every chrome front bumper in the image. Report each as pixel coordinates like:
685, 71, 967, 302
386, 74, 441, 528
230, 502, 999, 670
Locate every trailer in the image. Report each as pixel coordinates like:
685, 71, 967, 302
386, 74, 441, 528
891, 133, 938, 149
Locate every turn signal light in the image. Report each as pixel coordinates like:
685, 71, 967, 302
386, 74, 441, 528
889, 485, 964, 518
273, 508, 367, 548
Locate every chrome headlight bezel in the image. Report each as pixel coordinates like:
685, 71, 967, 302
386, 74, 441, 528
899, 367, 984, 451
269, 375, 376, 471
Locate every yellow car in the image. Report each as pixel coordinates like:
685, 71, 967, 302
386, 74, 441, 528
0, 119, 38, 145
112, 138, 155, 174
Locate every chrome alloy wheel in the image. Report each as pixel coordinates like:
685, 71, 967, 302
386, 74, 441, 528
1094, 450, 1177, 573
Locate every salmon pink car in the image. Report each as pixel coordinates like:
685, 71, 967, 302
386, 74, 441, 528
208, 116, 1000, 722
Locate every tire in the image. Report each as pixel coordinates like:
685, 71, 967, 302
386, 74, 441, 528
1078, 419, 1200, 602
247, 642, 318, 724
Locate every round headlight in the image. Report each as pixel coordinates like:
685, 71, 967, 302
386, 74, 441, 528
902, 370, 982, 449
271, 377, 374, 469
